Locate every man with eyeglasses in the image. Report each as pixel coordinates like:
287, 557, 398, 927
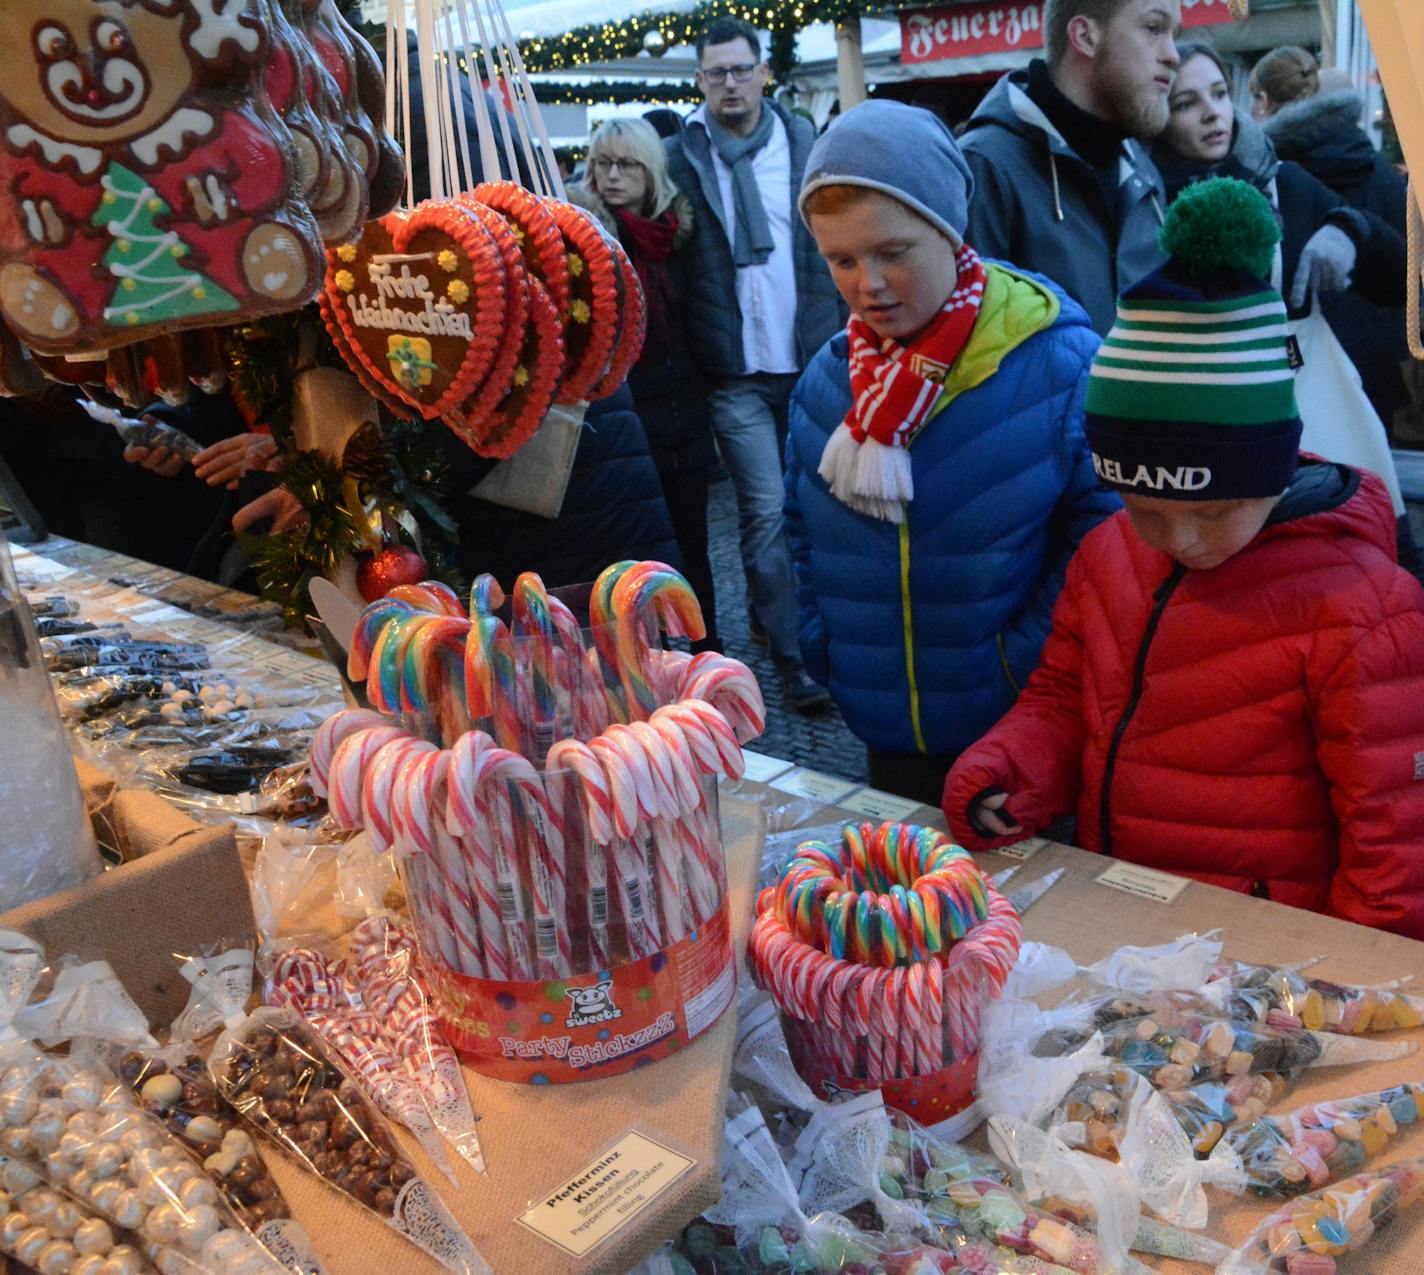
666, 17, 840, 714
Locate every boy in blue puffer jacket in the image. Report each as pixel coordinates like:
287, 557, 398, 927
784, 100, 1119, 804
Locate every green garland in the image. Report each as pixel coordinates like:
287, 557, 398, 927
530, 79, 701, 106
228, 312, 461, 627
514, 1, 919, 75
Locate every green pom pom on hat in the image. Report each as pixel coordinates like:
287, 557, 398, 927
1083, 177, 1300, 504
1157, 176, 1282, 281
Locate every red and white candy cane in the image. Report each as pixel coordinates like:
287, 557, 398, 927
623, 722, 691, 943
501, 755, 574, 980
467, 744, 542, 981
642, 716, 722, 927
588, 734, 660, 960
362, 735, 435, 851
327, 725, 408, 829
446, 730, 513, 982
545, 739, 613, 972
311, 709, 389, 798
678, 653, 767, 743
402, 750, 485, 978
593, 728, 666, 949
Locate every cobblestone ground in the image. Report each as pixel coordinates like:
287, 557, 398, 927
706, 472, 869, 782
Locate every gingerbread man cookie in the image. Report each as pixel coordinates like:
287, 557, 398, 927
0, 0, 323, 354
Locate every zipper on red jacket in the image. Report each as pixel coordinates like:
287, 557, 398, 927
1099, 563, 1187, 856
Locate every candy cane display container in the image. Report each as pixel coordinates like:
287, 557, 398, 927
748, 821, 1022, 1122
313, 564, 765, 1083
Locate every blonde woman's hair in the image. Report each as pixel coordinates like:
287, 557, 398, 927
587, 118, 679, 218
1250, 46, 1319, 108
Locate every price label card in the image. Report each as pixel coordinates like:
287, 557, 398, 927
518, 1131, 696, 1258
770, 768, 860, 807
1096, 861, 1190, 905
838, 787, 925, 822
995, 837, 1049, 863
739, 750, 794, 784
132, 604, 188, 626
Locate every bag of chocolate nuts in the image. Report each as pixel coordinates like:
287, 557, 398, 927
188, 951, 488, 1275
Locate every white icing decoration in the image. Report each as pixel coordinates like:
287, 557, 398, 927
346, 262, 473, 339
187, 0, 262, 61
100, 171, 201, 321
128, 108, 216, 168
5, 125, 102, 177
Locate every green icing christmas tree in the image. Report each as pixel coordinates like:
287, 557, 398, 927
92, 161, 240, 330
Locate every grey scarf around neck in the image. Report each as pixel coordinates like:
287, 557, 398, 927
705, 104, 776, 268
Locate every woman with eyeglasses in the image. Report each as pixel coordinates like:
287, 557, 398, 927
570, 118, 720, 650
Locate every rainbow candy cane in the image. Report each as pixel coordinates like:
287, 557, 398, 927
348, 597, 416, 682
610, 562, 706, 721
589, 560, 637, 721
465, 614, 522, 752
512, 572, 557, 763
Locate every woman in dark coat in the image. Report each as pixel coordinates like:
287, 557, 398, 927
1250, 45, 1412, 432
1155, 43, 1421, 580
570, 119, 720, 650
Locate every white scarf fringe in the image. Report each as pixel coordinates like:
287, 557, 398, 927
818, 423, 914, 524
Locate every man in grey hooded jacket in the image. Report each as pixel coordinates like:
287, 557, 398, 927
959, 0, 1180, 335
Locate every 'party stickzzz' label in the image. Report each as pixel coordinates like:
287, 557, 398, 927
425, 903, 735, 1084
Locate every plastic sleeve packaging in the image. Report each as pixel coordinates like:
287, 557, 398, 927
210, 1008, 490, 1275
347, 914, 485, 1176
114, 1045, 327, 1275
1219, 1156, 1424, 1274
731, 991, 827, 1118
0, 1046, 285, 1274
791, 1092, 928, 1239
1225, 1082, 1424, 1198
1112, 1069, 1245, 1229
10, 951, 314, 1275
986, 1114, 1147, 1274
1223, 959, 1424, 1035
266, 948, 458, 1186
0, 1146, 158, 1275
700, 1096, 889, 1271
976, 998, 1108, 1126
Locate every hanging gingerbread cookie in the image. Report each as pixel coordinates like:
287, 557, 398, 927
0, 0, 323, 355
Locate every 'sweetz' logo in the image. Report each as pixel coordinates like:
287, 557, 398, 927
565, 980, 623, 1028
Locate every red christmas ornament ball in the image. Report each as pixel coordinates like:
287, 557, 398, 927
356, 542, 429, 602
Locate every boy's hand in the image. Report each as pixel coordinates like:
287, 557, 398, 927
968, 788, 1024, 839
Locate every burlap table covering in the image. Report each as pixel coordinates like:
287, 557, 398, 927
260, 793, 764, 1275
0, 758, 255, 1025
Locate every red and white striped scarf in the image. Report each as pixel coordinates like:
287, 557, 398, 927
845, 245, 986, 448
819, 246, 986, 523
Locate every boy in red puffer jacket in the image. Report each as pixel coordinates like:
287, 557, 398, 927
943, 178, 1424, 938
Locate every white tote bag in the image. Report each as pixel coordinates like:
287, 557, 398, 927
1290, 302, 1406, 516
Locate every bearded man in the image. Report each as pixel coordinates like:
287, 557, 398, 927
960, 0, 1180, 335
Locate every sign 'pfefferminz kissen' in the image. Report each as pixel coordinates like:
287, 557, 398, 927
901, 0, 1238, 66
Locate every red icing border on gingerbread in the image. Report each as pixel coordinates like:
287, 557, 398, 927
545, 199, 619, 405
472, 182, 571, 322
590, 239, 645, 401
449, 274, 565, 460
323, 202, 506, 421
447, 200, 528, 437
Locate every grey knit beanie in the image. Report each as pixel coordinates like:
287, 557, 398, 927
798, 100, 975, 248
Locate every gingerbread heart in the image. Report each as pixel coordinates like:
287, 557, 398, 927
545, 199, 621, 404
590, 234, 646, 401
324, 201, 507, 421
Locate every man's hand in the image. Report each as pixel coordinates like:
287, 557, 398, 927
232, 487, 307, 535
194, 433, 278, 489
123, 439, 184, 478
968, 789, 1024, 839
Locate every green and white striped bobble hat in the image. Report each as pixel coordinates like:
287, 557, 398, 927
1085, 177, 1301, 501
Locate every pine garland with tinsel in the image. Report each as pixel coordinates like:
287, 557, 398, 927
226, 311, 461, 626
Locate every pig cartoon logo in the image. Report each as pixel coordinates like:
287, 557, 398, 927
565, 980, 622, 1029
